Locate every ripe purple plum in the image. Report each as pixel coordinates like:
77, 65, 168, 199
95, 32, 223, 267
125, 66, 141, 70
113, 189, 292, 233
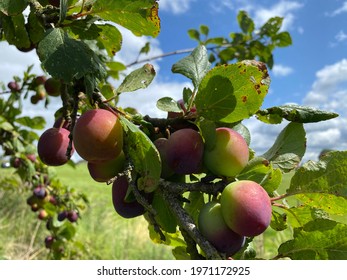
33, 185, 47, 199
45, 236, 54, 249
221, 180, 272, 237
7, 81, 20, 92
37, 127, 74, 166
166, 128, 204, 174
198, 201, 245, 257
204, 127, 249, 177
87, 151, 125, 182
73, 109, 123, 163
67, 210, 79, 223
153, 138, 175, 179
112, 176, 148, 219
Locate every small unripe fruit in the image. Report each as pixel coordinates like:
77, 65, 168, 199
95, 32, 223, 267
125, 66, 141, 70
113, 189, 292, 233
221, 180, 272, 237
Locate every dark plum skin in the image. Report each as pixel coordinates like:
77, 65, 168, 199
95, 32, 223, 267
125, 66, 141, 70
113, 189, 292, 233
33, 185, 47, 199
221, 180, 272, 237
153, 138, 174, 179
44, 77, 61, 97
67, 210, 78, 223
166, 128, 204, 174
198, 201, 245, 257
73, 109, 123, 163
112, 176, 149, 219
37, 127, 74, 166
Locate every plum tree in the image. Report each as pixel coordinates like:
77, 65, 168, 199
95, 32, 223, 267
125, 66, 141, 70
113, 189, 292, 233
221, 180, 272, 237
112, 176, 148, 219
204, 127, 249, 177
166, 128, 204, 174
37, 127, 74, 166
87, 151, 126, 182
73, 109, 123, 163
198, 201, 246, 257
153, 138, 175, 179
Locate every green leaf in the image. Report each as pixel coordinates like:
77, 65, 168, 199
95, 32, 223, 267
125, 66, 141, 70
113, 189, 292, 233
260, 17, 283, 36
59, 0, 69, 23
200, 25, 209, 36
27, 12, 45, 44
106, 61, 126, 80
117, 63, 156, 93
196, 118, 216, 151
156, 97, 182, 113
237, 10, 254, 34
171, 45, 211, 89
92, 0, 160, 37
256, 104, 339, 124
148, 223, 186, 247
0, 116, 14, 131
97, 24, 122, 57
37, 28, 106, 83
184, 192, 205, 225
15, 116, 46, 129
237, 157, 282, 195
2, 14, 31, 49
120, 116, 161, 192
187, 29, 200, 41
273, 31, 292, 47
277, 219, 347, 260
283, 205, 331, 228
287, 151, 347, 198
270, 210, 288, 231
0, 0, 28, 16
261, 122, 306, 172
195, 60, 270, 123
151, 191, 177, 233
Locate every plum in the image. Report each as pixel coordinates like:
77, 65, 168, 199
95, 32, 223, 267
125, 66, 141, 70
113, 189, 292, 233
87, 151, 125, 182
204, 127, 249, 177
153, 138, 175, 179
221, 180, 272, 237
166, 128, 204, 174
37, 127, 74, 166
198, 201, 246, 257
73, 109, 123, 163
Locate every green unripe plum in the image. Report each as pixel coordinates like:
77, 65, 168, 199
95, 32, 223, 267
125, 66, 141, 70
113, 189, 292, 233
198, 201, 246, 256
153, 138, 175, 179
87, 151, 126, 182
73, 109, 123, 163
221, 180, 272, 237
37, 127, 74, 166
166, 128, 204, 174
204, 127, 249, 177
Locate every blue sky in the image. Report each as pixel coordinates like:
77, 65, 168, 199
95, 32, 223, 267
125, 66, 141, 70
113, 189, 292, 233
1, 0, 347, 162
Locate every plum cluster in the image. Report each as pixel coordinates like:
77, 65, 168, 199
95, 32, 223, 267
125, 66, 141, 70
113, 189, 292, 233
154, 127, 272, 257
36, 107, 272, 257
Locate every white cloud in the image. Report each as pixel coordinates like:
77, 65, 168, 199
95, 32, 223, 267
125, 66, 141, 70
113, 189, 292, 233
211, 0, 303, 31
327, 1, 347, 17
252, 1, 304, 30
335, 30, 347, 42
158, 0, 196, 14
271, 64, 294, 77
301, 59, 347, 159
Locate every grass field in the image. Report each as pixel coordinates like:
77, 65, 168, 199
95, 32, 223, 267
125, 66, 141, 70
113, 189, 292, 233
0, 163, 174, 260
0, 163, 295, 260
